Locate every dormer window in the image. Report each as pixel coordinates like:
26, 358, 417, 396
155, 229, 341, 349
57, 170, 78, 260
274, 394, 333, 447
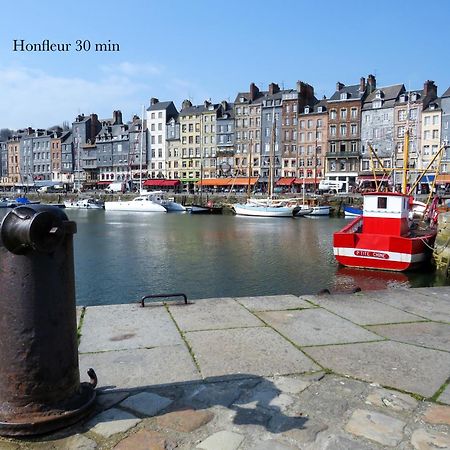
304, 106, 310, 114
411, 92, 418, 101
399, 94, 406, 102
240, 97, 245, 103
317, 106, 323, 113
375, 91, 382, 99
340, 92, 348, 100
373, 100, 382, 109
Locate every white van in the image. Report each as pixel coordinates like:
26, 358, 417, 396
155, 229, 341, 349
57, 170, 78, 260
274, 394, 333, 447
318, 179, 344, 194
105, 182, 125, 193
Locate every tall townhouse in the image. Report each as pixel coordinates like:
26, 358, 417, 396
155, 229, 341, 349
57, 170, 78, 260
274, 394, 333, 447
50, 128, 64, 182
234, 83, 263, 177
201, 101, 221, 179
325, 75, 376, 192
72, 113, 101, 188
178, 100, 203, 190
146, 99, 178, 179
420, 99, 442, 172
166, 115, 181, 179
95, 111, 131, 185
297, 99, 328, 188
0, 140, 9, 183
61, 132, 74, 185
20, 128, 35, 185
7, 135, 22, 184
127, 115, 149, 183
360, 84, 405, 180
393, 80, 437, 171
261, 83, 285, 182
216, 101, 235, 177
441, 87, 450, 175
281, 81, 316, 180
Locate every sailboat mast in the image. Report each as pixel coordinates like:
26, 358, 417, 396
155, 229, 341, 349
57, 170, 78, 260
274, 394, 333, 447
402, 129, 409, 194
139, 105, 144, 194
268, 109, 276, 199
247, 139, 253, 198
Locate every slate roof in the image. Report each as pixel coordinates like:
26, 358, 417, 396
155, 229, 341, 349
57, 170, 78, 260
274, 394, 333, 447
362, 84, 405, 110
146, 101, 174, 112
329, 84, 362, 101
423, 97, 442, 112
442, 87, 450, 98
178, 103, 220, 117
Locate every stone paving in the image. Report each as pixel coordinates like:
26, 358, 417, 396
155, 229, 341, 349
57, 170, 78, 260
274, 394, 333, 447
1, 288, 449, 449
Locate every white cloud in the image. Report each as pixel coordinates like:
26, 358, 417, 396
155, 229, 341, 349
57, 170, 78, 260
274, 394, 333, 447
0, 63, 214, 129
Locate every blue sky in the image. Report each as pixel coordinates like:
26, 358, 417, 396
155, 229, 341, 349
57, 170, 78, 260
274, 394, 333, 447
0, 0, 449, 129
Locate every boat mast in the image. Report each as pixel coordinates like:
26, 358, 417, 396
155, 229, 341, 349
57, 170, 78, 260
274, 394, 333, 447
268, 109, 276, 199
402, 92, 411, 195
139, 105, 144, 194
247, 139, 253, 199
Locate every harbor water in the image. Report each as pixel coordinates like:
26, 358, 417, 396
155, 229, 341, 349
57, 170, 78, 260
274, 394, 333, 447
1, 208, 447, 306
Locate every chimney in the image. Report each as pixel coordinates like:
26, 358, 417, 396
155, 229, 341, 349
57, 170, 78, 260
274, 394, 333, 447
204, 100, 211, 108
423, 80, 437, 98
250, 82, 259, 101
112, 110, 123, 125
359, 77, 366, 93
268, 82, 280, 95
150, 97, 159, 106
336, 82, 345, 92
182, 99, 192, 110
367, 74, 376, 94
221, 100, 228, 111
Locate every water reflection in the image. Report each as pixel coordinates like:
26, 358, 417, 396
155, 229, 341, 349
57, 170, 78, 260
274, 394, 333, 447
0, 208, 446, 306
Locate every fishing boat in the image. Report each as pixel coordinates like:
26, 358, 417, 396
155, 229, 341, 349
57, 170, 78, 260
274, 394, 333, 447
189, 201, 223, 214
343, 204, 363, 218
64, 198, 104, 209
333, 192, 436, 271
333, 132, 441, 272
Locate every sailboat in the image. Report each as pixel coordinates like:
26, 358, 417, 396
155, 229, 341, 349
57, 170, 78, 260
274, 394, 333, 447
233, 115, 297, 217
333, 129, 441, 271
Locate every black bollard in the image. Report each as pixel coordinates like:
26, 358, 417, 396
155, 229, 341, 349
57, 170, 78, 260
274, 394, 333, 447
0, 205, 96, 436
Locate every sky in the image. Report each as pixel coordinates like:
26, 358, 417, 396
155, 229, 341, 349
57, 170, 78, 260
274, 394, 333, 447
0, 0, 449, 130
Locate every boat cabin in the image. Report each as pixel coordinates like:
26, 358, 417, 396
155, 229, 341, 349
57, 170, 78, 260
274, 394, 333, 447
362, 192, 410, 236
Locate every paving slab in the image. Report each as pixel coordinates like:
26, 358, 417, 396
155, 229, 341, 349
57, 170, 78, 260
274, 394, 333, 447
196, 430, 245, 450
345, 408, 406, 447
410, 428, 450, 450
304, 340, 450, 398
257, 308, 381, 347
119, 391, 173, 416
79, 303, 182, 353
185, 327, 320, 378
364, 288, 450, 322
79, 345, 201, 389
438, 384, 450, 405
168, 298, 263, 331
85, 408, 141, 438
368, 322, 450, 352
301, 292, 424, 325
365, 387, 418, 412
235, 295, 314, 311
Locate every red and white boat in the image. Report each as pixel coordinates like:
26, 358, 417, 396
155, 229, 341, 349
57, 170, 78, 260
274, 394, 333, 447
333, 192, 437, 271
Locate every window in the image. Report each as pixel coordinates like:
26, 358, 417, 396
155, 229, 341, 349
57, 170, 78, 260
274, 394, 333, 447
330, 125, 337, 136
424, 130, 431, 140
433, 115, 439, 125
377, 197, 387, 209
307, 119, 313, 128
397, 126, 405, 138
424, 116, 431, 126
398, 110, 407, 121
340, 109, 347, 119
340, 92, 348, 100
432, 130, 439, 139
423, 145, 430, 155
409, 108, 417, 120
351, 124, 357, 135
351, 108, 358, 119
330, 110, 337, 120
340, 124, 347, 136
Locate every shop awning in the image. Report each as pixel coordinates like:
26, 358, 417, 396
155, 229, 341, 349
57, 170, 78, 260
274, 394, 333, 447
97, 181, 112, 185
180, 178, 200, 183
143, 179, 180, 187
436, 174, 450, 183
276, 177, 296, 186
197, 177, 259, 187
358, 174, 387, 181
416, 175, 435, 183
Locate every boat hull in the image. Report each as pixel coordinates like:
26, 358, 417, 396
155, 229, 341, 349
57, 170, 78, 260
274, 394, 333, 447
333, 217, 436, 271
233, 203, 294, 217
104, 201, 167, 212
343, 205, 362, 217
308, 206, 331, 216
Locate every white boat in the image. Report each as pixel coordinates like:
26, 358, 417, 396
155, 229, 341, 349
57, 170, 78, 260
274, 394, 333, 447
145, 190, 186, 212
307, 205, 331, 216
233, 201, 295, 217
64, 198, 104, 209
104, 193, 167, 212
294, 204, 314, 216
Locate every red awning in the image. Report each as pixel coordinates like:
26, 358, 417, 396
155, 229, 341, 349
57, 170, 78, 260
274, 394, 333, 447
276, 177, 296, 186
143, 179, 180, 187
97, 181, 112, 185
